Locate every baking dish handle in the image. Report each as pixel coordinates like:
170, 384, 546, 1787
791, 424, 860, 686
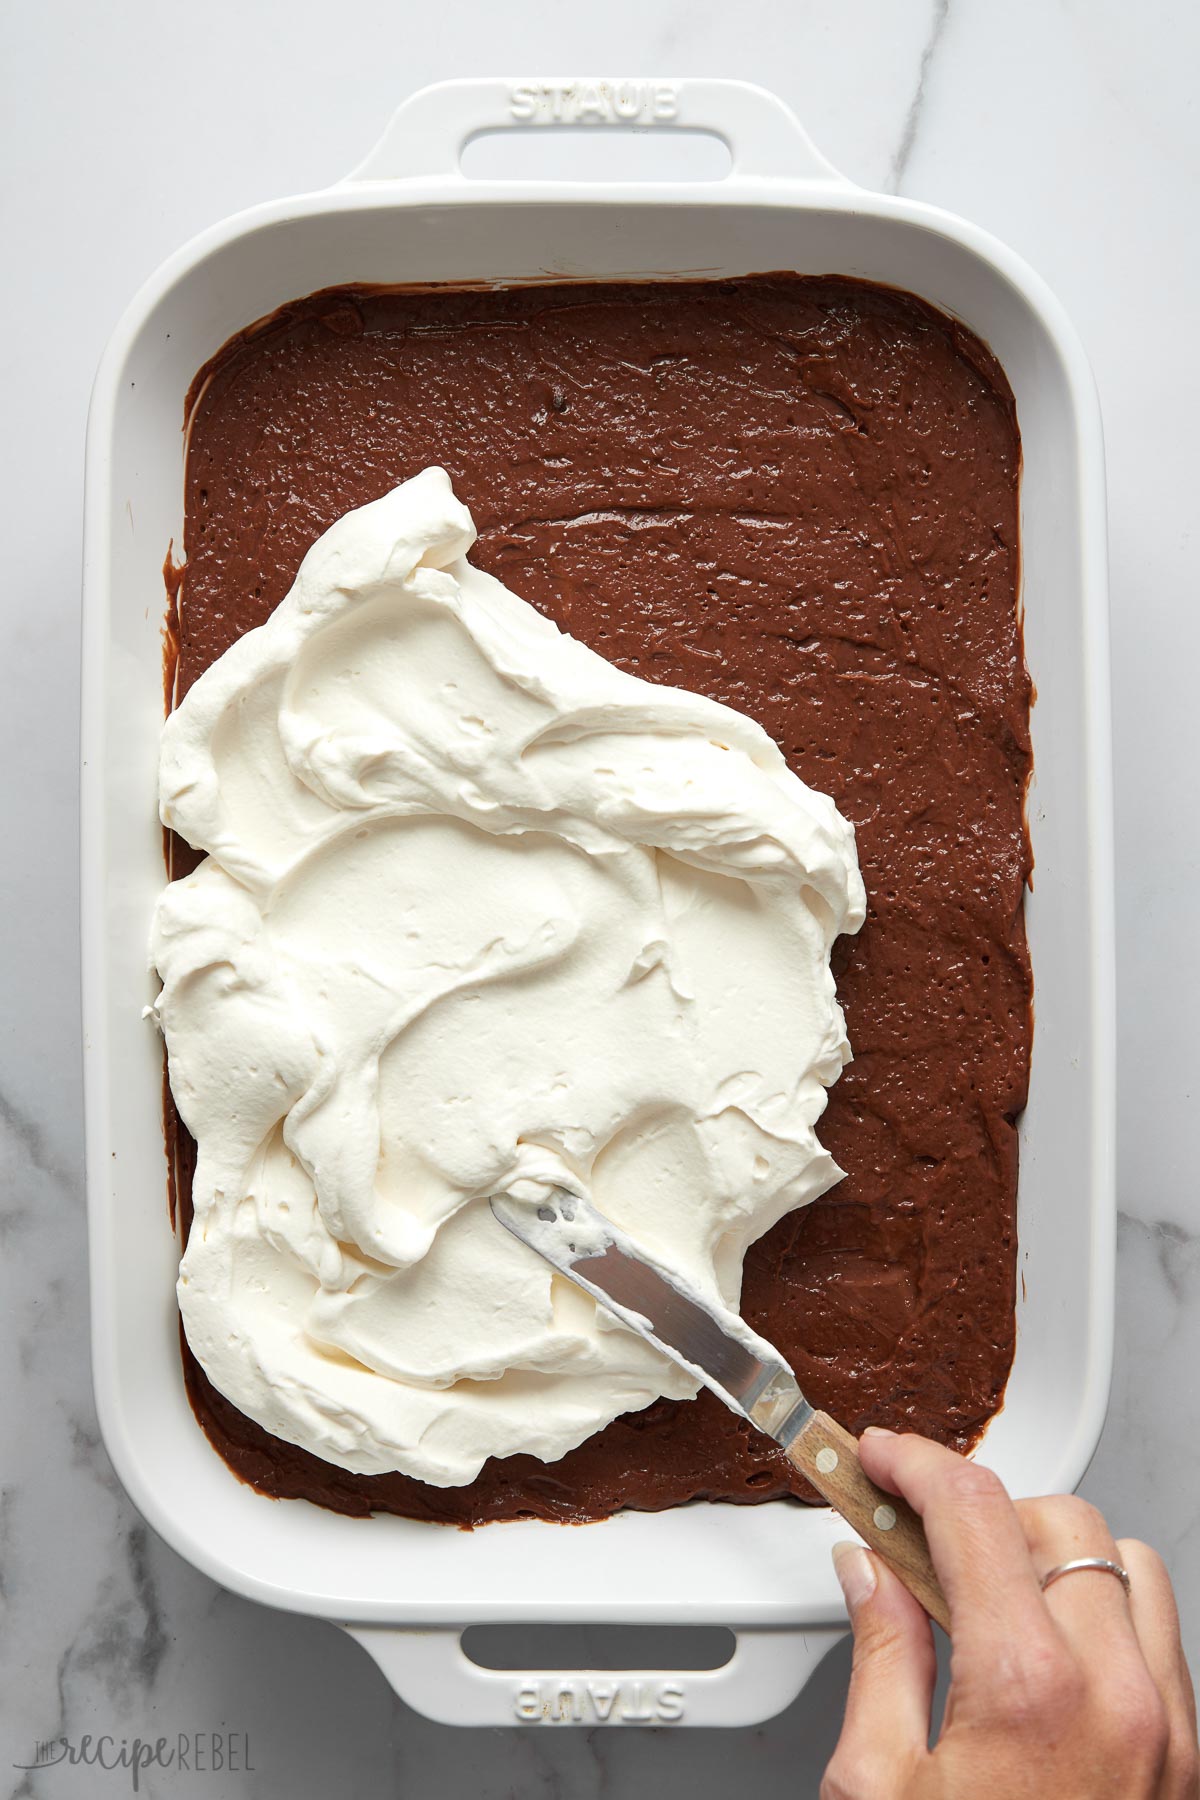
341, 1621, 847, 1728
345, 77, 851, 188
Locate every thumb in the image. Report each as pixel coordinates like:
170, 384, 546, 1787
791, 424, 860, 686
824, 1544, 935, 1795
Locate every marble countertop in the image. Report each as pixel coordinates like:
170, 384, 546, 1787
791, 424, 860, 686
4, 1, 1198, 1793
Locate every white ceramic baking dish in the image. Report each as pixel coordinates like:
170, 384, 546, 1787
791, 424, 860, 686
81, 77, 1114, 1729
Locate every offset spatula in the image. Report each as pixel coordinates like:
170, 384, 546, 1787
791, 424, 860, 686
491, 1187, 949, 1632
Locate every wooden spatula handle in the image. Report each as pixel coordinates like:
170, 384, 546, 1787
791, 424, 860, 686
786, 1411, 950, 1632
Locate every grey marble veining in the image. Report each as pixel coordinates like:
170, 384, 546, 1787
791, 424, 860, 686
887, 0, 951, 192
3, 1, 1199, 1794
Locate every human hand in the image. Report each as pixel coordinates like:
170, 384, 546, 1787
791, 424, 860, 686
822, 1430, 1198, 1799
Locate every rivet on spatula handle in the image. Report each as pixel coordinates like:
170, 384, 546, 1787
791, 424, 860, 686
786, 1411, 950, 1632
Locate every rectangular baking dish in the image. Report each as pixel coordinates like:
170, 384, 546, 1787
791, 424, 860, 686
81, 77, 1114, 1729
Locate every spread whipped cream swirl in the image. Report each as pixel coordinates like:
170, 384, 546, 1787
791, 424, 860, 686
151, 468, 865, 1486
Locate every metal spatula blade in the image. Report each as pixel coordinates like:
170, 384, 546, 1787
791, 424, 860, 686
490, 1187, 814, 1446
490, 1185, 950, 1631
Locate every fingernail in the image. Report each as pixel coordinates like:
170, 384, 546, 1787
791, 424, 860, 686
832, 1541, 877, 1609
861, 1426, 897, 1439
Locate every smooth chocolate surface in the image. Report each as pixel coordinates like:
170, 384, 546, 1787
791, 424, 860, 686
165, 276, 1031, 1524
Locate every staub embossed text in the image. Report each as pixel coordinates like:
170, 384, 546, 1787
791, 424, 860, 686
513, 1678, 686, 1724
508, 81, 680, 125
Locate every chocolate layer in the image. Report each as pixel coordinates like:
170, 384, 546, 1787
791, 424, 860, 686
166, 275, 1031, 1523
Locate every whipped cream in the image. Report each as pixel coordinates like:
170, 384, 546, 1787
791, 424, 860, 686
151, 467, 865, 1486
